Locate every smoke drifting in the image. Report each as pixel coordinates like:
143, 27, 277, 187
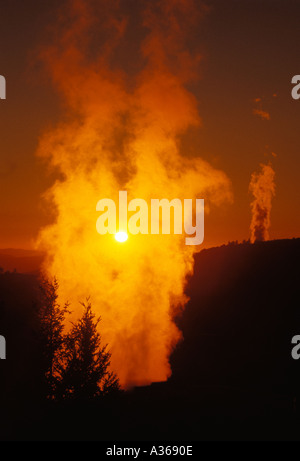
253, 98, 270, 121
249, 163, 276, 243
36, 0, 232, 388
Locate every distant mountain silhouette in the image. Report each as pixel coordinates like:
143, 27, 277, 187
0, 249, 44, 274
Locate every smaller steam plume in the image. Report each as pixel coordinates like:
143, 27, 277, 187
249, 163, 276, 243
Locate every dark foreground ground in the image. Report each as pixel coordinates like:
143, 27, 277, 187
0, 239, 300, 441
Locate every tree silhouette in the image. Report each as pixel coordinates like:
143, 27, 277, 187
38, 277, 70, 399
57, 300, 120, 400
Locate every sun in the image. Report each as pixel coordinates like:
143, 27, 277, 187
115, 232, 128, 243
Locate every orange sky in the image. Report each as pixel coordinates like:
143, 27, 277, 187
0, 0, 300, 249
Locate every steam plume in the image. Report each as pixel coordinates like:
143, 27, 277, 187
36, 0, 232, 388
249, 163, 276, 243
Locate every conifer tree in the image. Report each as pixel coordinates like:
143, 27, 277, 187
58, 300, 120, 400
38, 277, 70, 399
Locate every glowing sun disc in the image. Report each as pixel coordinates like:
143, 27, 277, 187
115, 232, 128, 243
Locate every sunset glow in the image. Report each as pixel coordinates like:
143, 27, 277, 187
1, 0, 300, 443
0, 0, 297, 393
115, 232, 128, 243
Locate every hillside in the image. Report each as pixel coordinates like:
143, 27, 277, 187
172, 239, 300, 392
0, 239, 300, 440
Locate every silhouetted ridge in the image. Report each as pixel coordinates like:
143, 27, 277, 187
171, 239, 300, 393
